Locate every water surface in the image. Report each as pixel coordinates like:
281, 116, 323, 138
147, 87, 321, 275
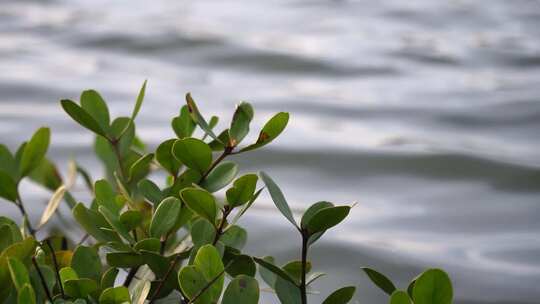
1, 0, 540, 303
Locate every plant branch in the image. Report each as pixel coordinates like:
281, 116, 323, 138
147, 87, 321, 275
123, 266, 139, 288
212, 206, 231, 245
110, 139, 126, 182
32, 256, 53, 303
199, 146, 233, 182
186, 262, 232, 304
148, 248, 192, 304
300, 231, 308, 304
45, 239, 65, 299
15, 197, 36, 238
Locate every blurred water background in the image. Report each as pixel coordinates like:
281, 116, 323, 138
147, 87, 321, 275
1, 0, 540, 303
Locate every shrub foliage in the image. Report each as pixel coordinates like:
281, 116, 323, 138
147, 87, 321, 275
0, 82, 453, 303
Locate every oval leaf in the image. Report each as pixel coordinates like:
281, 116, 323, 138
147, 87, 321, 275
180, 188, 217, 224
240, 112, 289, 153
412, 269, 453, 304
362, 267, 396, 295
201, 161, 238, 193
61, 99, 107, 138
226, 174, 258, 207
80, 90, 110, 132
322, 286, 356, 304
228, 102, 254, 147
19, 127, 50, 177
149, 197, 181, 238
390, 290, 412, 304
172, 138, 212, 174
305, 206, 350, 235
259, 171, 298, 229
222, 275, 259, 304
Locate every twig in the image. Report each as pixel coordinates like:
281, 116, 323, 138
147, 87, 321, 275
16, 197, 36, 237
45, 239, 65, 298
123, 266, 139, 288
186, 262, 233, 304
32, 256, 53, 303
148, 249, 192, 304
199, 147, 232, 182
212, 206, 231, 245
300, 231, 308, 304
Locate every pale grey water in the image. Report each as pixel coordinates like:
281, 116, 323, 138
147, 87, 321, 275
1, 0, 540, 303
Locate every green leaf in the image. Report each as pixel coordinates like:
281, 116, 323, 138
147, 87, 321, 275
229, 102, 254, 147
193, 245, 225, 302
390, 290, 412, 304
412, 269, 453, 304
18, 283, 36, 304
208, 129, 230, 151
64, 278, 98, 298
72, 203, 122, 243
165, 168, 201, 197
301, 201, 333, 229
361, 267, 396, 295
80, 90, 110, 132
253, 257, 296, 286
171, 105, 196, 139
99, 286, 131, 304
106, 252, 144, 268
226, 255, 256, 278
180, 188, 217, 224
305, 206, 350, 235
8, 257, 30, 291
240, 112, 289, 153
19, 127, 50, 177
119, 210, 143, 232
172, 138, 212, 174
131, 80, 147, 121
128, 153, 154, 182
28, 158, 63, 191
275, 277, 301, 304
178, 266, 212, 304
29, 265, 55, 304
99, 206, 135, 244
0, 217, 23, 243
259, 171, 298, 229
71, 246, 101, 282
100, 268, 119, 290
0, 144, 17, 180
0, 225, 14, 252
222, 275, 259, 304
59, 267, 78, 288
191, 218, 216, 247
149, 197, 181, 238
61, 99, 108, 138
226, 174, 258, 207
185, 93, 222, 143
95, 179, 119, 215
201, 161, 238, 193
0, 237, 36, 292
134, 238, 160, 253
322, 286, 356, 304
220, 225, 247, 250
283, 260, 311, 284
138, 179, 164, 205
0, 171, 18, 203
407, 278, 417, 299
156, 139, 182, 176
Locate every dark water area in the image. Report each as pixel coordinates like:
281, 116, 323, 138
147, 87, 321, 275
1, 0, 540, 303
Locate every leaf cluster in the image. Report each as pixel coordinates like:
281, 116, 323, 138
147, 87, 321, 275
0, 82, 453, 304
